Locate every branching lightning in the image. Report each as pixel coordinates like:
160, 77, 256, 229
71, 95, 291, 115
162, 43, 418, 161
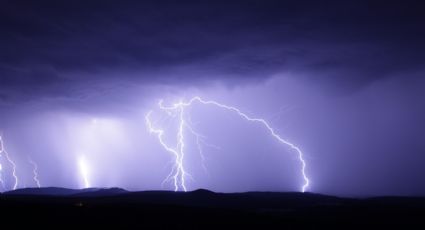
146, 96, 310, 193
27, 156, 41, 188
185, 124, 220, 176
146, 110, 189, 191
0, 135, 19, 190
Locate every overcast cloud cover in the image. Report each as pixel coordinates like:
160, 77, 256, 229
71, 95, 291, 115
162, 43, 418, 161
0, 0, 424, 196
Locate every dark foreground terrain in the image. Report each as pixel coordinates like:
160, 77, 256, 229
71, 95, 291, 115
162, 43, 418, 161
1, 188, 424, 229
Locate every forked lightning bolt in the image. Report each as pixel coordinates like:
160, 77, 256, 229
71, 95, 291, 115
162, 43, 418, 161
146, 110, 189, 191
146, 97, 310, 192
27, 156, 41, 188
0, 135, 18, 190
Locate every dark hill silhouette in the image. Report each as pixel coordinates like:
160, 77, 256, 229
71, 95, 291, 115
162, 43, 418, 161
4, 187, 128, 196
4, 187, 85, 196
0, 187, 424, 229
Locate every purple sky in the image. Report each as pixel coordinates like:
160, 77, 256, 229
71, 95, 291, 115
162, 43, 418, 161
0, 0, 425, 196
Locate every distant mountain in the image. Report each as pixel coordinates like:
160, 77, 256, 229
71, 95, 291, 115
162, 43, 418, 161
1, 187, 425, 228
4, 187, 128, 196
73, 187, 128, 197
2, 187, 347, 208
3, 187, 425, 210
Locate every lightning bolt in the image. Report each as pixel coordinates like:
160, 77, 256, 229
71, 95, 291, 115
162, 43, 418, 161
27, 156, 41, 188
146, 110, 189, 191
78, 155, 91, 188
146, 96, 310, 193
0, 135, 18, 190
0, 162, 4, 191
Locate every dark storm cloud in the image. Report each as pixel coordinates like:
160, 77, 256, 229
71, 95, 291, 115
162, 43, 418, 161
1, 0, 425, 99
1, 1, 425, 196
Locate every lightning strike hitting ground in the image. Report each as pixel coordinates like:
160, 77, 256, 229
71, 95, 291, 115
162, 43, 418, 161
27, 156, 41, 188
146, 111, 189, 191
0, 135, 19, 190
146, 97, 310, 192
0, 163, 4, 191
78, 155, 91, 188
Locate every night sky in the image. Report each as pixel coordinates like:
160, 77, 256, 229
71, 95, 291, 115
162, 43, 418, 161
1, 0, 425, 196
